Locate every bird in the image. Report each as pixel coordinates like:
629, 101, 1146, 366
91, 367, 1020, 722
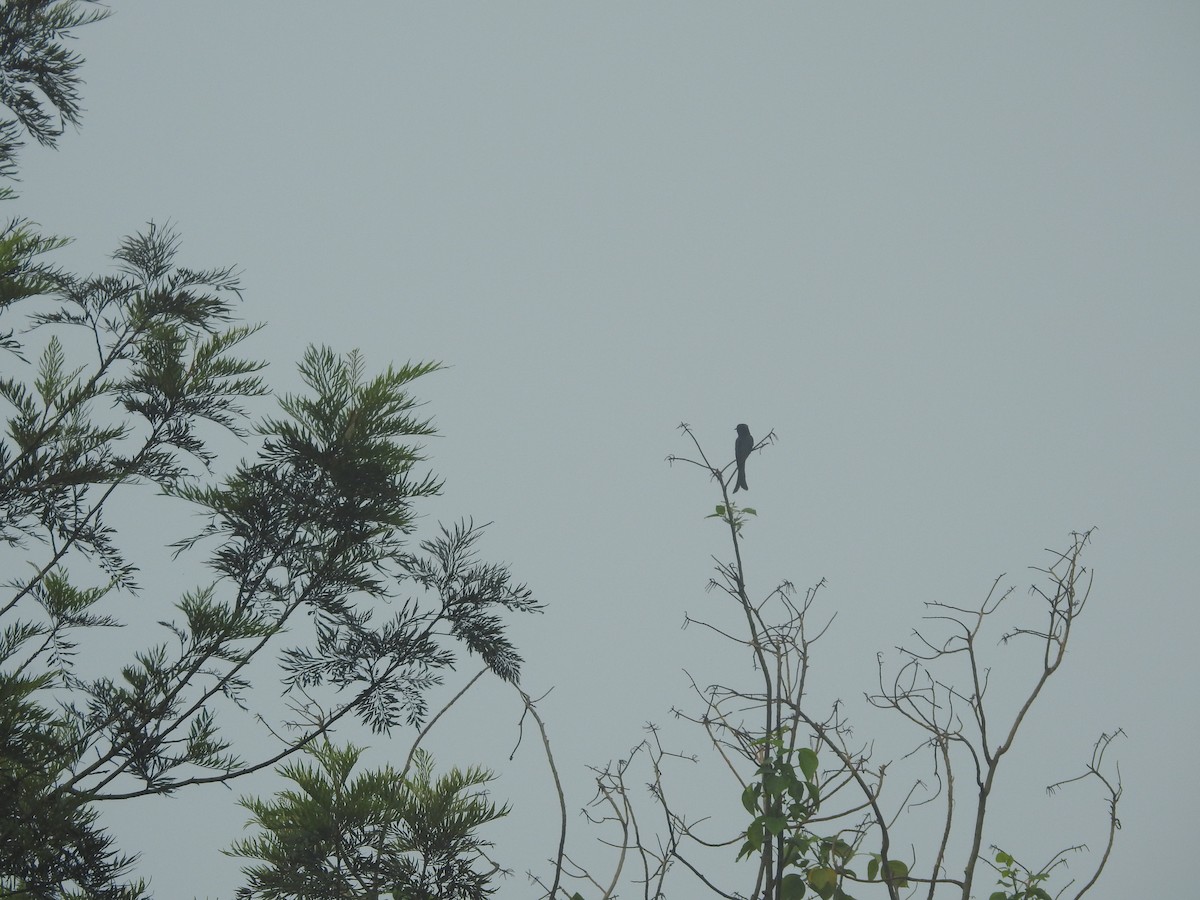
733, 424, 752, 493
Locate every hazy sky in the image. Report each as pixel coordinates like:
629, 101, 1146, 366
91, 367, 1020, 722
14, 2, 1199, 897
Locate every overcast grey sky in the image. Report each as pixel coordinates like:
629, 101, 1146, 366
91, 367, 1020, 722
14, 2, 1200, 897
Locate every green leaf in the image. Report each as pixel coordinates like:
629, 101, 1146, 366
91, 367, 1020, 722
742, 784, 760, 814
764, 815, 788, 836
787, 800, 812, 821
808, 867, 837, 891
746, 819, 765, 850
796, 747, 818, 781
886, 859, 909, 887
763, 771, 788, 796
988, 893, 1008, 900
866, 857, 880, 881
787, 833, 815, 857
780, 873, 808, 900
995, 850, 1013, 865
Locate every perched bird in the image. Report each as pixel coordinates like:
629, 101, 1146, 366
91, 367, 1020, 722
733, 423, 753, 493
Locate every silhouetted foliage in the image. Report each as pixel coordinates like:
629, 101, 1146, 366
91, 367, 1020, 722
0, 7, 538, 896
0, 0, 109, 179
0, 671, 148, 899
229, 741, 508, 900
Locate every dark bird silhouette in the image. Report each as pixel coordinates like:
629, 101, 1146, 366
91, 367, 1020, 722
733, 423, 752, 493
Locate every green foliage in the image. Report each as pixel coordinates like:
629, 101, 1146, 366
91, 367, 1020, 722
706, 502, 757, 534
987, 849, 1055, 900
0, 671, 149, 899
736, 732, 895, 900
0, 218, 537, 888
735, 727, 916, 900
737, 734, 820, 864
863, 856, 910, 889
0, 7, 538, 896
0, 222, 70, 352
0, 0, 110, 183
228, 741, 508, 900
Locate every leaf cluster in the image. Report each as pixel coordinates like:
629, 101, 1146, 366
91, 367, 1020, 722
0, 0, 110, 180
228, 740, 508, 900
0, 670, 148, 899
737, 733, 909, 900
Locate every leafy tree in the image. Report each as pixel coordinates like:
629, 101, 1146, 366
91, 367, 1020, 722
228, 741, 508, 900
0, 4, 538, 896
